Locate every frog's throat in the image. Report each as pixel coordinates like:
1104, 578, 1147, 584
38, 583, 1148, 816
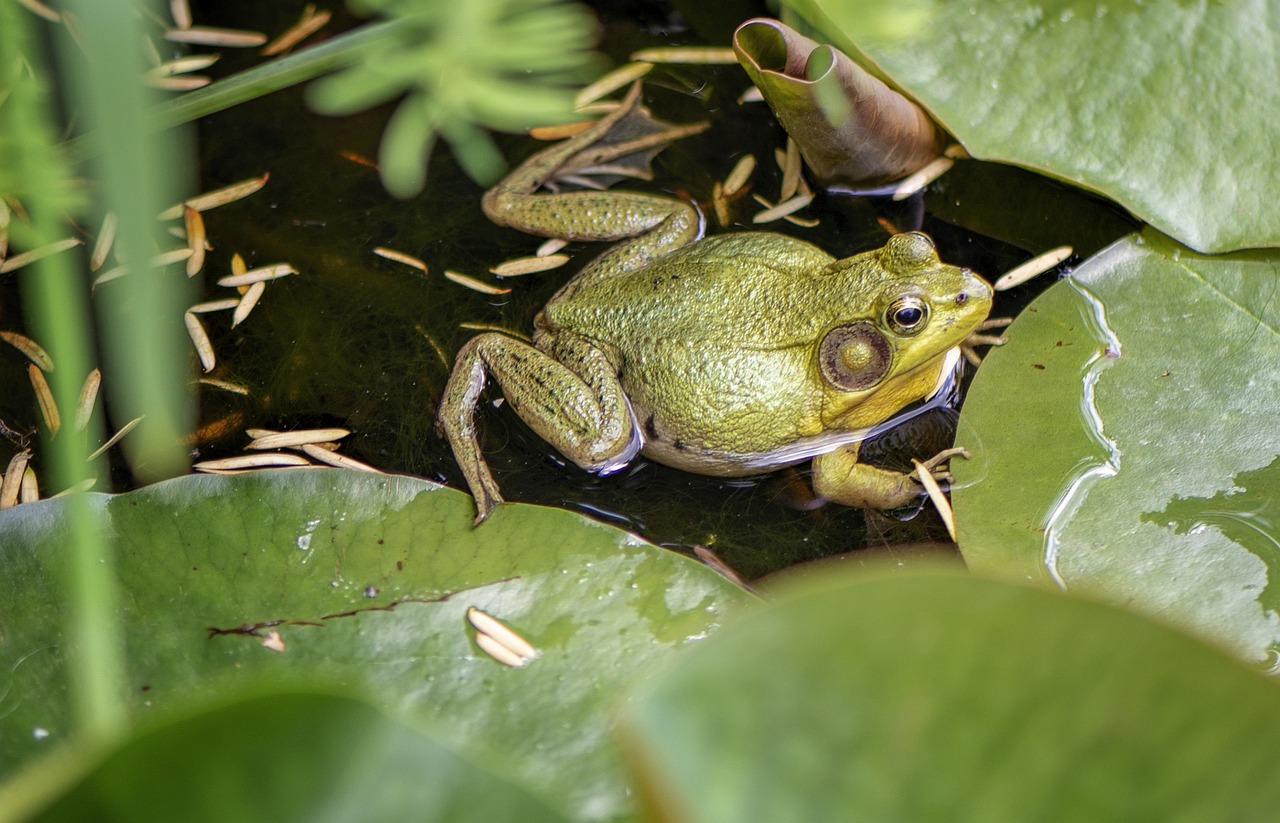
732, 345, 963, 471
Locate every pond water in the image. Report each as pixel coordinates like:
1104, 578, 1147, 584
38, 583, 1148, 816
0, 0, 1136, 579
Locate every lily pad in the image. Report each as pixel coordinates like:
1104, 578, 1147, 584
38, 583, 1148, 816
626, 571, 1280, 822
953, 230, 1280, 662
789, 0, 1280, 253
21, 691, 571, 823
0, 470, 749, 821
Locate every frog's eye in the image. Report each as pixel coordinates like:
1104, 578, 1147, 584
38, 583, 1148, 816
885, 296, 930, 336
819, 321, 892, 392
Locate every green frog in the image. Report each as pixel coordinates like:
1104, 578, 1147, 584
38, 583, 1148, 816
438, 84, 993, 524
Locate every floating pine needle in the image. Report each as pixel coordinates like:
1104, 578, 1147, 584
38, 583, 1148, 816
574, 61, 653, 109
536, 238, 568, 257
0, 237, 83, 274
752, 193, 813, 224
721, 154, 756, 197
184, 206, 206, 275
458, 322, 530, 340
197, 377, 250, 395
169, 0, 192, 29
529, 120, 596, 141
373, 246, 428, 274
490, 254, 569, 276
415, 324, 453, 371
149, 54, 219, 75
711, 180, 730, 226
93, 248, 194, 288
247, 428, 350, 450
891, 156, 955, 201
262, 5, 331, 56
184, 311, 216, 372
444, 270, 511, 295
779, 138, 802, 201
913, 458, 957, 541
87, 416, 144, 462
20, 466, 39, 504
1, 331, 54, 371
995, 246, 1073, 291
468, 607, 539, 666
89, 211, 117, 271
28, 365, 59, 435
0, 450, 31, 510
189, 298, 240, 313
194, 453, 312, 471
300, 444, 382, 473
148, 76, 212, 92
159, 173, 269, 220
630, 46, 738, 64
339, 150, 379, 169
231, 280, 265, 327
74, 368, 101, 432
692, 545, 749, 589
164, 26, 268, 47
217, 263, 297, 288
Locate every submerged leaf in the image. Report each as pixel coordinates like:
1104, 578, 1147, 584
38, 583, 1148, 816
733, 18, 946, 192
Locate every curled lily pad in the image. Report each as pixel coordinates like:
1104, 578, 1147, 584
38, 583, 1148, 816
733, 18, 945, 191
0, 470, 749, 821
953, 230, 1280, 663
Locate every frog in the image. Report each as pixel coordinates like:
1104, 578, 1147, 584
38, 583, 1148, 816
438, 83, 993, 524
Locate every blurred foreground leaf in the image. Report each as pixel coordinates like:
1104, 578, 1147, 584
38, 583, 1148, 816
627, 571, 1280, 822
308, 0, 598, 196
22, 691, 571, 823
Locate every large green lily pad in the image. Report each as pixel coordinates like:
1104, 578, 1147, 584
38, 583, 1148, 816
626, 571, 1280, 822
953, 230, 1280, 662
791, 0, 1280, 253
0, 470, 749, 821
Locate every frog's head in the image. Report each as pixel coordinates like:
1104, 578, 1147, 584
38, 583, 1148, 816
818, 232, 992, 397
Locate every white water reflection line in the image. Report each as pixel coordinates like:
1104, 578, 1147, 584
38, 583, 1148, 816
1043, 277, 1124, 588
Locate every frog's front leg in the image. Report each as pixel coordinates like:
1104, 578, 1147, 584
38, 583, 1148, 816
811, 444, 968, 510
437, 332, 640, 524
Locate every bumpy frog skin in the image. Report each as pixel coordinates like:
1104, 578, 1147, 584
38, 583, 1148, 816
438, 85, 993, 524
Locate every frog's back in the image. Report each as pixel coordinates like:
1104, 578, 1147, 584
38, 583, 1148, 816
541, 232, 837, 346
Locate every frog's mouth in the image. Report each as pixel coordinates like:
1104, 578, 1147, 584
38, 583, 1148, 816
734, 346, 964, 471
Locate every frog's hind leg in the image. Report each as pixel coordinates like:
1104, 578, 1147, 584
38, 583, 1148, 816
437, 332, 640, 524
483, 82, 707, 286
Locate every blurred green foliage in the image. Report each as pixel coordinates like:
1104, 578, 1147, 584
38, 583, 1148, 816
309, 0, 599, 196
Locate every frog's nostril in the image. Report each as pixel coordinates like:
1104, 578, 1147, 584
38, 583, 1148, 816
956, 292, 968, 306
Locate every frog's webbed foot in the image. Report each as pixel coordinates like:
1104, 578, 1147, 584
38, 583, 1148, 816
550, 83, 711, 190
811, 445, 971, 510
961, 317, 1012, 366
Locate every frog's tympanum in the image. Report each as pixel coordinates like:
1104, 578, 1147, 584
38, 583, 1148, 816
439, 85, 993, 524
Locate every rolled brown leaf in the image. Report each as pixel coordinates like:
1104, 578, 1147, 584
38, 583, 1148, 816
734, 18, 946, 192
